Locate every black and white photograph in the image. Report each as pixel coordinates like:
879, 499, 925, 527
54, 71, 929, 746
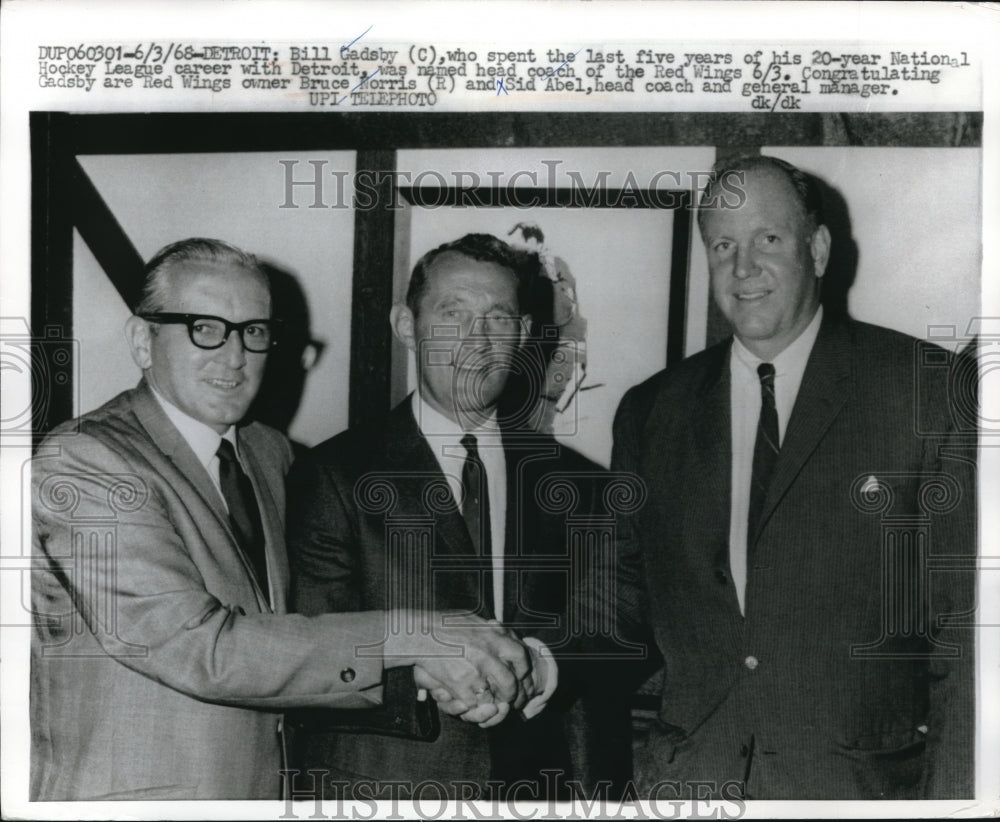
1, 1, 996, 818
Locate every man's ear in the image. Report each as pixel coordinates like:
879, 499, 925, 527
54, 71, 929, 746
125, 315, 154, 370
810, 224, 832, 280
389, 304, 417, 351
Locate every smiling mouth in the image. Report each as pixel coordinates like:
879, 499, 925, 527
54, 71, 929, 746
206, 378, 242, 390
735, 290, 770, 302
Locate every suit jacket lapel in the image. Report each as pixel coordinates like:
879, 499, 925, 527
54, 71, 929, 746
384, 400, 477, 562
130, 380, 271, 611
499, 435, 560, 623
130, 381, 231, 527
691, 343, 734, 569
754, 316, 853, 541
501, 440, 523, 624
239, 426, 285, 613
687, 344, 745, 631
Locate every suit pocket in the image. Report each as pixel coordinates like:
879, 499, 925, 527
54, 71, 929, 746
653, 721, 688, 753
635, 721, 688, 785
837, 726, 928, 798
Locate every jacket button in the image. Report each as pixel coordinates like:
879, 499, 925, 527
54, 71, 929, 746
739, 744, 750, 757
340, 667, 356, 683
744, 655, 759, 671
715, 569, 728, 584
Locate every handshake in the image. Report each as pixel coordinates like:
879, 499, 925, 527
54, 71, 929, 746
383, 610, 555, 728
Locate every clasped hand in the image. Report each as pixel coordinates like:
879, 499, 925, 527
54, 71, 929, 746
383, 611, 550, 728
414, 637, 551, 727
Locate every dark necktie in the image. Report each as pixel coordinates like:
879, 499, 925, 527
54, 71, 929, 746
460, 433, 495, 618
748, 363, 779, 548
217, 438, 269, 589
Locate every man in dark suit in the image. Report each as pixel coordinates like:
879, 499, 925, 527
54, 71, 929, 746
607, 156, 976, 799
287, 233, 629, 799
31, 238, 532, 800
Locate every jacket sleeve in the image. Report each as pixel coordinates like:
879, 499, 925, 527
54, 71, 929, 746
284, 444, 437, 740
32, 433, 386, 710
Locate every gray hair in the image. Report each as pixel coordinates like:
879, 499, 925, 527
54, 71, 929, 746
134, 238, 266, 314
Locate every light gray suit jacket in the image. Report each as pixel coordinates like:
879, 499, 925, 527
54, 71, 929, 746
31, 381, 391, 800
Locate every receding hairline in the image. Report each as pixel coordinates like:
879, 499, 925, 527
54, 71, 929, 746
165, 257, 269, 282
412, 249, 520, 310
163, 261, 272, 307
697, 155, 824, 236
426, 248, 518, 276
708, 166, 810, 222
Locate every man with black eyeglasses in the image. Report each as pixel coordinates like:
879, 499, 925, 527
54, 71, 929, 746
30, 237, 534, 801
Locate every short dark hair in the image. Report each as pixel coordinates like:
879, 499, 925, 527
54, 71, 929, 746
134, 238, 266, 314
405, 233, 536, 316
697, 154, 825, 236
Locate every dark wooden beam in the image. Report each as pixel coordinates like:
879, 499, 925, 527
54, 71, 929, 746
62, 112, 982, 155
30, 112, 76, 439
72, 158, 145, 310
349, 148, 397, 424
667, 191, 693, 365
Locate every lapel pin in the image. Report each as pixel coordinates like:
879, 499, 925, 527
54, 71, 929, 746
860, 475, 881, 495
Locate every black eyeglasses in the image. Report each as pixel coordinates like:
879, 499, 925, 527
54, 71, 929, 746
139, 313, 277, 353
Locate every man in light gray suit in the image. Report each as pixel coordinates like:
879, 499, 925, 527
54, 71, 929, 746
30, 238, 532, 801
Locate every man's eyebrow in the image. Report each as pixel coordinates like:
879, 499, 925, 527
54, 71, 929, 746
487, 301, 518, 313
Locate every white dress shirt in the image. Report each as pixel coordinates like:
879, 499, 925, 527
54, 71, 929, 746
729, 306, 823, 614
149, 385, 239, 510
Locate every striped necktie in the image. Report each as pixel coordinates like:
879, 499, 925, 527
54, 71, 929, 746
748, 363, 779, 548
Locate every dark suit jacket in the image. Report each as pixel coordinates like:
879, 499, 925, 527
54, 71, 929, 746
31, 381, 395, 800
286, 397, 630, 798
609, 317, 975, 800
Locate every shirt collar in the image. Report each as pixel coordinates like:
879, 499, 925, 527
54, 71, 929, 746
732, 305, 824, 376
149, 384, 236, 469
412, 391, 500, 441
